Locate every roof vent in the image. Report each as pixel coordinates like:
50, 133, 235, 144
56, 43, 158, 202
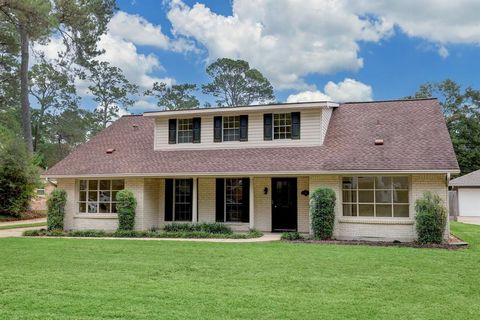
132, 124, 139, 131
106, 148, 116, 154
374, 139, 384, 145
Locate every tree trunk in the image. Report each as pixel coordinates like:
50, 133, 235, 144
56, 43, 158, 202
19, 23, 33, 153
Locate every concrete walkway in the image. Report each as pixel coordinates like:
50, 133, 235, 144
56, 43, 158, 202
0, 226, 45, 238
0, 217, 46, 227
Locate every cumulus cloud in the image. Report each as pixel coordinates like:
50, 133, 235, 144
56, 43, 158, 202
287, 78, 372, 103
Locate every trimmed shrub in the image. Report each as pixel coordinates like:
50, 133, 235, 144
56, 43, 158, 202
415, 192, 447, 244
163, 222, 233, 234
116, 190, 137, 231
47, 189, 67, 230
281, 231, 302, 241
310, 188, 336, 240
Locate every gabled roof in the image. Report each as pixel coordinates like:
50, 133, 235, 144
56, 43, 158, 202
44, 98, 459, 177
450, 170, 480, 187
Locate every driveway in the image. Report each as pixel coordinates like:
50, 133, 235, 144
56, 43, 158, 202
457, 217, 480, 225
0, 226, 44, 238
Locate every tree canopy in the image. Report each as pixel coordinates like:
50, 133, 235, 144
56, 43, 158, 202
145, 82, 199, 110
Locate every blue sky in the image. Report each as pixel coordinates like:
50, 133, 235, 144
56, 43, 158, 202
43, 0, 480, 112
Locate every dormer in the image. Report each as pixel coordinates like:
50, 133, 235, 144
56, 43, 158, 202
143, 101, 339, 150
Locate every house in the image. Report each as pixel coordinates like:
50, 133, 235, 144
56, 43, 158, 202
43, 98, 459, 241
30, 178, 57, 213
449, 170, 480, 217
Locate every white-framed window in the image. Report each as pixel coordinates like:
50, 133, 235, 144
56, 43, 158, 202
177, 119, 193, 143
273, 113, 291, 139
225, 178, 246, 222
78, 179, 124, 214
174, 179, 193, 221
342, 176, 409, 217
223, 116, 240, 141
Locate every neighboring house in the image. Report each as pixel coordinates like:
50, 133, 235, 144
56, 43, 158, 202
43, 98, 459, 241
450, 170, 480, 216
31, 178, 57, 213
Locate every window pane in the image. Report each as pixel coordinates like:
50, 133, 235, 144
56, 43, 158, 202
79, 191, 87, 202
225, 178, 246, 222
343, 204, 357, 216
358, 190, 374, 203
394, 205, 409, 217
273, 113, 291, 139
358, 177, 374, 189
112, 180, 124, 190
100, 180, 111, 190
393, 190, 409, 203
111, 203, 117, 213
342, 190, 357, 203
175, 179, 192, 221
88, 202, 97, 213
99, 202, 110, 213
79, 202, 86, 213
223, 116, 240, 141
342, 177, 357, 189
393, 177, 408, 189
376, 204, 392, 217
99, 191, 111, 202
177, 119, 193, 143
375, 176, 392, 189
375, 190, 392, 203
88, 191, 98, 201
359, 204, 374, 216
80, 180, 87, 190
88, 180, 98, 190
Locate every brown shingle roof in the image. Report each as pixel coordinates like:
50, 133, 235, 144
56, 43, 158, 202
45, 99, 459, 177
450, 170, 480, 187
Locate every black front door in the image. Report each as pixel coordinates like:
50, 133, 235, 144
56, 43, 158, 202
271, 178, 297, 232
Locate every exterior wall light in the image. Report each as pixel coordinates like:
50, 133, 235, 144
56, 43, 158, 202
301, 190, 309, 196
263, 187, 268, 195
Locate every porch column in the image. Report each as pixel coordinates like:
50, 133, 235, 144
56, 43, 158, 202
192, 177, 198, 223
249, 176, 254, 229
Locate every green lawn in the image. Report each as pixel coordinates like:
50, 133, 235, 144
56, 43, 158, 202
1, 222, 479, 319
0, 222, 46, 230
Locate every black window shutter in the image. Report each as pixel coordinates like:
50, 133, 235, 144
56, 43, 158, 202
264, 113, 272, 140
214, 116, 222, 142
239, 115, 248, 141
242, 178, 250, 223
193, 117, 201, 143
291, 112, 300, 139
215, 178, 224, 222
168, 119, 177, 144
165, 179, 173, 221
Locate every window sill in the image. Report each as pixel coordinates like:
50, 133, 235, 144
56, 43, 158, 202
74, 213, 118, 219
338, 217, 414, 225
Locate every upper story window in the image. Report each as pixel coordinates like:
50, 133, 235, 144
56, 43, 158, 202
169, 118, 201, 144
264, 112, 300, 140
342, 176, 409, 218
78, 179, 125, 214
223, 116, 240, 141
177, 119, 193, 143
274, 113, 292, 139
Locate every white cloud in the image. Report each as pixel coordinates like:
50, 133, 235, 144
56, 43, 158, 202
286, 78, 372, 103
438, 45, 449, 58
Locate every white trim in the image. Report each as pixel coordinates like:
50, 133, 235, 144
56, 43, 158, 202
338, 217, 414, 225
44, 169, 459, 179
192, 178, 198, 223
144, 101, 338, 117
74, 213, 118, 219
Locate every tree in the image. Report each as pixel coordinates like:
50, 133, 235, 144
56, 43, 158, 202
407, 79, 480, 175
0, 0, 116, 152
86, 61, 138, 128
202, 58, 274, 106
29, 62, 78, 151
144, 82, 199, 110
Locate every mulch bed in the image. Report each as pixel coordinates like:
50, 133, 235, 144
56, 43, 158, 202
0, 210, 46, 222
288, 234, 468, 250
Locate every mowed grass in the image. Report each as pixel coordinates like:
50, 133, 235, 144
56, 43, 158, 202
0, 222, 479, 320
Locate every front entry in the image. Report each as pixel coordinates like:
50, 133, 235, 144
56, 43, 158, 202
271, 178, 298, 232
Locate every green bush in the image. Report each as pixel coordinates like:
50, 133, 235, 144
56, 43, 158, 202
415, 192, 447, 244
116, 190, 137, 231
310, 188, 336, 240
163, 222, 233, 234
0, 129, 37, 218
47, 189, 67, 230
281, 231, 303, 241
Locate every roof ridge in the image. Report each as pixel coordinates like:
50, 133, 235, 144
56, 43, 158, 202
342, 97, 437, 105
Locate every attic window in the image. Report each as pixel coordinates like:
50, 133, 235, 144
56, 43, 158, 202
374, 139, 384, 145
106, 148, 115, 154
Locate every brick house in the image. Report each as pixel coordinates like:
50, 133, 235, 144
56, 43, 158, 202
43, 98, 458, 241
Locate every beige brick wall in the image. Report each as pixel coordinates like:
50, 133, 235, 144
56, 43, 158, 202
198, 178, 216, 223
143, 178, 160, 230
309, 174, 448, 241
297, 177, 310, 233
254, 177, 271, 232
57, 178, 76, 230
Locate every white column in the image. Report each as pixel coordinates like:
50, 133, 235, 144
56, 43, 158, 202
192, 177, 198, 223
249, 176, 255, 229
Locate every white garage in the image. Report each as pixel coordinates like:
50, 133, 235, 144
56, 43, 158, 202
450, 170, 480, 217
